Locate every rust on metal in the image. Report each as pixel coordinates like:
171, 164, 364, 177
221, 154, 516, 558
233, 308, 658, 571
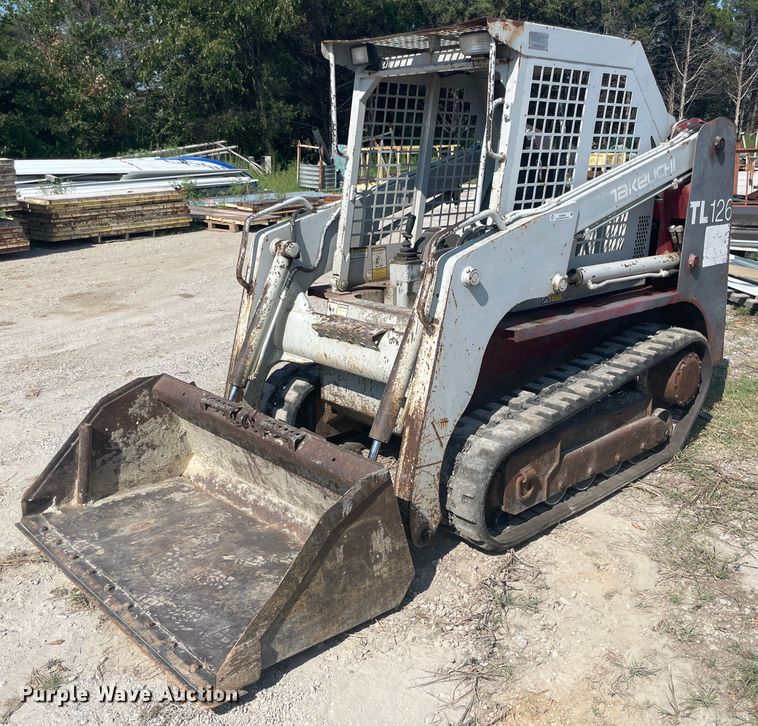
74, 422, 92, 506
501, 391, 672, 514
312, 315, 390, 350
18, 375, 414, 698
648, 351, 702, 406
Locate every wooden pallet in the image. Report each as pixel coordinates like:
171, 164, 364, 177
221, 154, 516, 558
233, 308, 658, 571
204, 219, 243, 232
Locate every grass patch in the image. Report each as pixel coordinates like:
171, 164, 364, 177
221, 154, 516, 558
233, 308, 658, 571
0, 696, 22, 724
652, 374, 758, 549
259, 162, 301, 194
656, 518, 737, 581
694, 376, 758, 454
0, 549, 46, 576
29, 659, 68, 691
491, 588, 541, 614
52, 586, 94, 612
735, 654, 758, 704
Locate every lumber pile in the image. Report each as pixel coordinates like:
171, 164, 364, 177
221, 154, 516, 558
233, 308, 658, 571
0, 158, 28, 255
18, 189, 191, 242
0, 159, 19, 211
0, 218, 29, 255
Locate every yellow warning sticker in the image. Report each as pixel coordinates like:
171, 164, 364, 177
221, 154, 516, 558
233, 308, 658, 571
327, 301, 349, 317
371, 246, 388, 281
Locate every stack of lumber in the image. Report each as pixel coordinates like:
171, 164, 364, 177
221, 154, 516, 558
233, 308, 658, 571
0, 218, 29, 255
0, 159, 19, 211
18, 189, 191, 242
190, 195, 341, 233
0, 158, 29, 255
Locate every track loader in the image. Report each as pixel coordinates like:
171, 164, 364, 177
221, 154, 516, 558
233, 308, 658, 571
19, 18, 734, 699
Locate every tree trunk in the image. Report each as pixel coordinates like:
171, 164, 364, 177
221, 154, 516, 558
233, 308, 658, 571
678, 6, 695, 119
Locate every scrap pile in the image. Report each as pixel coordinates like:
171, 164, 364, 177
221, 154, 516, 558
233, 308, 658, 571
190, 194, 340, 232
728, 254, 758, 313
0, 158, 29, 255
18, 189, 191, 243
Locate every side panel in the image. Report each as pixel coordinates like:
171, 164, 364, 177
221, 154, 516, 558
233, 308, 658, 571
674, 119, 735, 362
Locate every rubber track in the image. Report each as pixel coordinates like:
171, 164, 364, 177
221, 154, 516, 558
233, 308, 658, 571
445, 324, 709, 551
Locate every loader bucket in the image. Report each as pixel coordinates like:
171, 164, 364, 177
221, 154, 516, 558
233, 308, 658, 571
18, 375, 414, 698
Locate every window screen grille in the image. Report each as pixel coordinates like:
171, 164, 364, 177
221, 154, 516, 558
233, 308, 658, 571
350, 82, 427, 247
423, 84, 481, 229
578, 73, 643, 257
513, 65, 590, 211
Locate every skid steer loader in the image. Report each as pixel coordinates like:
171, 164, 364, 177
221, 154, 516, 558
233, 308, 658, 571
19, 18, 734, 700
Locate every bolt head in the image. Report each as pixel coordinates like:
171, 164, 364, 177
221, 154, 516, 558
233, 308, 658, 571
461, 266, 481, 287
551, 273, 568, 293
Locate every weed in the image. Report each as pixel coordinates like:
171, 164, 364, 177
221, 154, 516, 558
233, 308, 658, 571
259, 162, 301, 194
684, 683, 719, 711
225, 181, 257, 197
415, 657, 512, 725
178, 178, 202, 200
0, 549, 46, 576
29, 659, 68, 691
491, 588, 541, 615
0, 697, 22, 724
659, 619, 699, 643
694, 587, 717, 604
609, 652, 660, 692
51, 586, 94, 611
649, 670, 685, 719
626, 658, 660, 679
735, 654, 758, 703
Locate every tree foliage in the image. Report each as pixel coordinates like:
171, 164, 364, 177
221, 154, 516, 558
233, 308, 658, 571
0, 0, 753, 159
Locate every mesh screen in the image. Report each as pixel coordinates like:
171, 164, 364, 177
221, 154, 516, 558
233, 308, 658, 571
351, 81, 427, 247
513, 65, 590, 211
589, 73, 640, 177
423, 84, 481, 229
633, 214, 651, 257
577, 72, 643, 257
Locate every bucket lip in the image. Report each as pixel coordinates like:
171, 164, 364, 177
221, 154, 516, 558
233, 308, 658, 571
16, 515, 220, 694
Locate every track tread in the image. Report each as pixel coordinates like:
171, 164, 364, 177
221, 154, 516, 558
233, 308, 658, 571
445, 325, 709, 551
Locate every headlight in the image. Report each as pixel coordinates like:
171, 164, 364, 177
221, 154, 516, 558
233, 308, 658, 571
459, 31, 491, 57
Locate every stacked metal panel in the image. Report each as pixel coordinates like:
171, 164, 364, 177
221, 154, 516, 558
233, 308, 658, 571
0, 158, 29, 255
18, 189, 191, 242
728, 254, 758, 313
730, 204, 758, 253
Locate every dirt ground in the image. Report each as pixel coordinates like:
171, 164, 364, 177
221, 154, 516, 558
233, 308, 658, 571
0, 230, 755, 725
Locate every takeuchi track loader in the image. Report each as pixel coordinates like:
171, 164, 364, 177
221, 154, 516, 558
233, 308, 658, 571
19, 18, 734, 699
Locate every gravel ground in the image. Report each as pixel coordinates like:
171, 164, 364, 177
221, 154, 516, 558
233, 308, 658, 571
0, 231, 755, 725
